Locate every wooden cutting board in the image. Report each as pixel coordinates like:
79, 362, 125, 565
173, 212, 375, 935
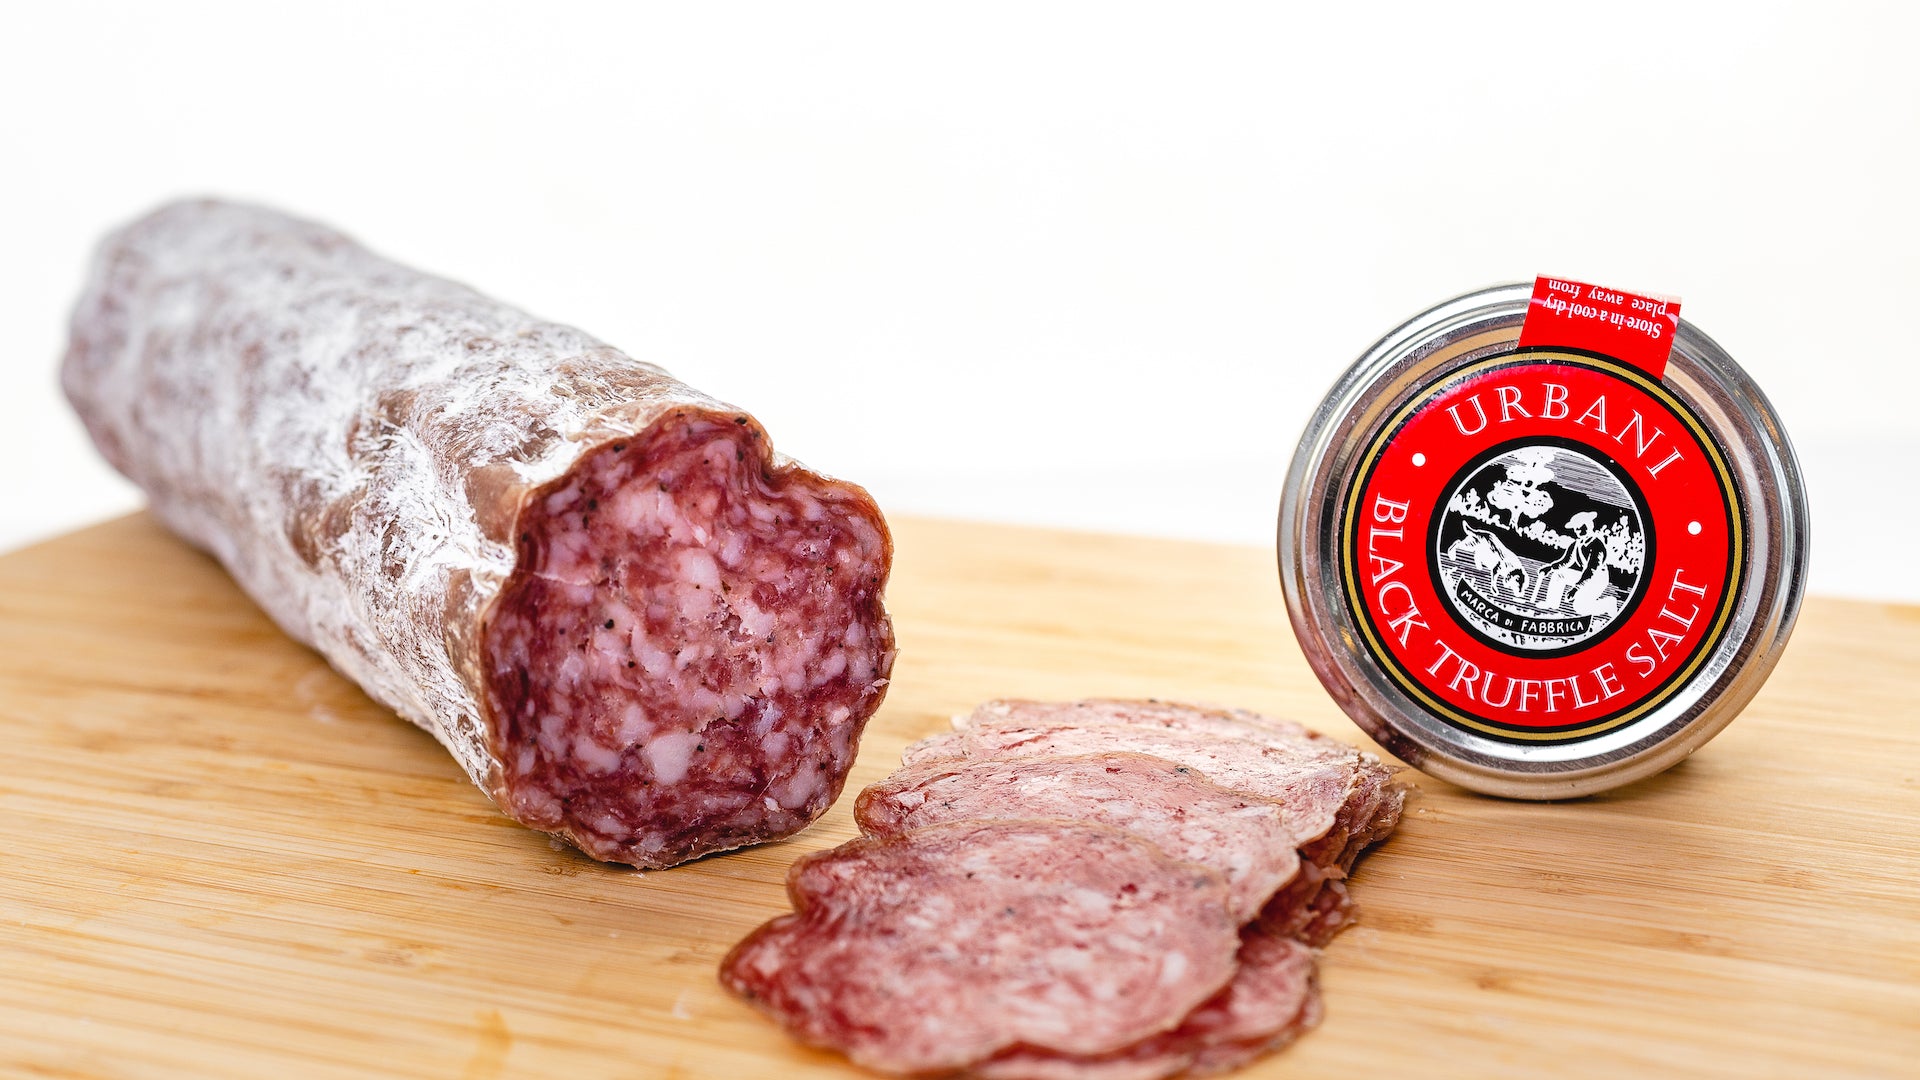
1, 513, 1915, 1079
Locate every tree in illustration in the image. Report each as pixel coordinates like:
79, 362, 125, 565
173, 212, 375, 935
1486, 447, 1557, 531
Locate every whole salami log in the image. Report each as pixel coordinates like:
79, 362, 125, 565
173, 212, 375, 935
61, 200, 896, 868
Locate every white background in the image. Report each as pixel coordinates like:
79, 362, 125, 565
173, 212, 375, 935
2, 2, 1913, 600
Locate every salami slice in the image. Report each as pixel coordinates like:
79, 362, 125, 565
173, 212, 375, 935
853, 752, 1301, 922
959, 698, 1325, 746
724, 700, 1405, 1077
1259, 864, 1355, 948
719, 820, 1241, 1075
61, 200, 895, 867
975, 926, 1320, 1080
926, 699, 1406, 869
903, 716, 1359, 852
913, 700, 1404, 944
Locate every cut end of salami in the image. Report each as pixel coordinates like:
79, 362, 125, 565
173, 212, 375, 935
484, 412, 894, 866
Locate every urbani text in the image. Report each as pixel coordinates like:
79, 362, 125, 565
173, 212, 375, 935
1444, 382, 1684, 480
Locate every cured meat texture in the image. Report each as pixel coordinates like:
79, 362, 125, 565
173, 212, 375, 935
904, 713, 1360, 852
720, 820, 1241, 1075
62, 200, 895, 867
958, 698, 1322, 745
974, 927, 1320, 1080
918, 700, 1404, 950
854, 753, 1301, 923
723, 699, 1405, 1078
924, 701, 1400, 1078
485, 414, 891, 866
1175, 931, 1323, 1075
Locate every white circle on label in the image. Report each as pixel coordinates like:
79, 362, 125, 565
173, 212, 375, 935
1411, 452, 1427, 467
1688, 521, 1702, 535
1432, 441, 1648, 654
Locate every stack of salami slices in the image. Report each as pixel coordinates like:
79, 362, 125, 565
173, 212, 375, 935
722, 699, 1405, 1078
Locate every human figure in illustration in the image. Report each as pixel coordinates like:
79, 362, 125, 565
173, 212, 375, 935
1540, 511, 1619, 618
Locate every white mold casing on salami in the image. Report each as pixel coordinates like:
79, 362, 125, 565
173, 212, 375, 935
61, 200, 895, 867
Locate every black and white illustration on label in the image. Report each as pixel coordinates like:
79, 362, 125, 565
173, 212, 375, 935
1430, 437, 1652, 655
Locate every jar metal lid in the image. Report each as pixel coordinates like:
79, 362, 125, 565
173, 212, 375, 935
1279, 283, 1808, 798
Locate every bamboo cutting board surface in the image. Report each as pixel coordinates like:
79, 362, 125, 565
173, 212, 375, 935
1, 513, 1916, 1079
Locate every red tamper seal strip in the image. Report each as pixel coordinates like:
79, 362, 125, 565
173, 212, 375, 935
1516, 277, 1682, 379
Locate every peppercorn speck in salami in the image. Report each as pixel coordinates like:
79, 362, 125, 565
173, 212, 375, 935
61, 199, 895, 867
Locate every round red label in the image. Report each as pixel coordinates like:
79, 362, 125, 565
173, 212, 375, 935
1340, 350, 1744, 742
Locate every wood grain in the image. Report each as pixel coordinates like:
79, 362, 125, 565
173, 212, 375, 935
0, 513, 1915, 1079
